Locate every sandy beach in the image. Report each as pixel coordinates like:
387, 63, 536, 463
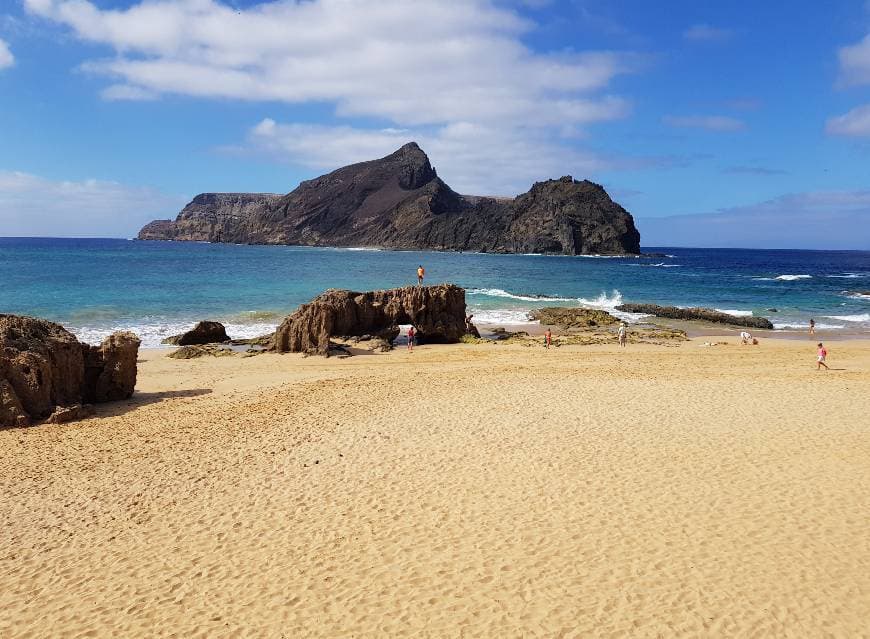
2, 337, 869, 637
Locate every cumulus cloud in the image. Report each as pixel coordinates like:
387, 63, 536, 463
837, 33, 870, 86
0, 170, 186, 237
25, 0, 633, 127
826, 104, 870, 137
24, 0, 639, 192
683, 24, 733, 43
639, 190, 870, 249
662, 115, 746, 131
0, 37, 13, 69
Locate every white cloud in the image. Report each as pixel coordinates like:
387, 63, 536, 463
24, 0, 639, 193
640, 191, 870, 249
0, 170, 186, 237
242, 119, 642, 196
0, 37, 13, 69
837, 34, 870, 86
662, 115, 746, 132
683, 24, 733, 43
25, 0, 633, 127
826, 103, 870, 137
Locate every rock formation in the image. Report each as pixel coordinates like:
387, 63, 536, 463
529, 307, 619, 328
274, 284, 467, 356
163, 321, 230, 346
138, 143, 641, 255
0, 315, 140, 428
82, 331, 141, 403
615, 304, 774, 329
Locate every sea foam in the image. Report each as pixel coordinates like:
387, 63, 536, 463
822, 313, 870, 322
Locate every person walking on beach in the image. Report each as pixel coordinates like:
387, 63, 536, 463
407, 325, 416, 351
544, 328, 552, 349
816, 342, 829, 370
809, 318, 815, 335
618, 322, 627, 347
417, 265, 425, 287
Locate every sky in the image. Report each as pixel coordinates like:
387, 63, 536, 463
1, 0, 869, 249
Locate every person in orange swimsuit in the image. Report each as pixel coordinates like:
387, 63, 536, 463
417, 265, 425, 287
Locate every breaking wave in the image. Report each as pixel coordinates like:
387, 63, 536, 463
714, 309, 754, 317
775, 274, 812, 281
69, 319, 280, 349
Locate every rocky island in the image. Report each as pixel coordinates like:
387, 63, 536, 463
138, 143, 641, 255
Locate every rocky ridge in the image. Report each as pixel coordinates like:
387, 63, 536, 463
138, 143, 641, 255
615, 304, 774, 329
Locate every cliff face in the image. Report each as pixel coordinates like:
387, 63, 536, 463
138, 143, 641, 255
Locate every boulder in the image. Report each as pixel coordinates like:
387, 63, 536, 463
0, 314, 85, 422
82, 332, 141, 402
0, 314, 140, 428
274, 284, 467, 356
528, 307, 619, 328
614, 304, 774, 329
163, 321, 230, 346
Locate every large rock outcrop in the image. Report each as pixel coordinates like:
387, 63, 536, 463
615, 304, 774, 329
138, 143, 641, 255
274, 284, 467, 355
0, 315, 140, 428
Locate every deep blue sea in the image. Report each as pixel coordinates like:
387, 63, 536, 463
1, 238, 868, 346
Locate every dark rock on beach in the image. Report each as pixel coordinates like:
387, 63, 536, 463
274, 284, 467, 356
138, 143, 641, 256
163, 321, 230, 346
615, 304, 774, 329
168, 344, 235, 359
0, 314, 140, 428
529, 307, 619, 328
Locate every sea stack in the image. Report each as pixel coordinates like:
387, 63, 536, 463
137, 143, 641, 255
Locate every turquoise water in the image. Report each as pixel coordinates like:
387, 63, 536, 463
1, 238, 868, 346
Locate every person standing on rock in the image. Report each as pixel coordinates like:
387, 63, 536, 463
407, 325, 416, 351
417, 265, 425, 287
618, 322, 627, 347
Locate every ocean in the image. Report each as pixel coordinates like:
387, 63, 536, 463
1, 237, 868, 347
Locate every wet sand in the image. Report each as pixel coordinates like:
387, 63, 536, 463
2, 337, 869, 637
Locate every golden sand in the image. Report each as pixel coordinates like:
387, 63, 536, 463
2, 337, 869, 637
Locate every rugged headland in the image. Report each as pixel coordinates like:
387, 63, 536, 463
137, 143, 641, 255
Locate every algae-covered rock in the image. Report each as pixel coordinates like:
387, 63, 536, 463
615, 304, 774, 329
529, 307, 619, 328
168, 344, 235, 359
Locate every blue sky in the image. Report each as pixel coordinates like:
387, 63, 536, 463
1, 0, 869, 248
